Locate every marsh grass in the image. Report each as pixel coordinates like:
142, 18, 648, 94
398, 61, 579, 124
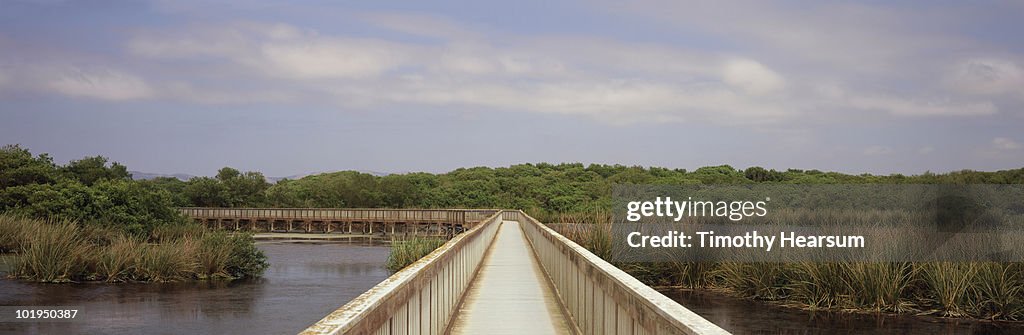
137, 239, 199, 282
846, 262, 915, 313
195, 231, 234, 279
921, 262, 978, 317
1, 214, 267, 282
386, 237, 446, 273
95, 234, 142, 282
150, 223, 206, 243
0, 214, 41, 253
716, 262, 789, 300
972, 262, 1024, 320
14, 219, 91, 282
540, 208, 1024, 321
548, 209, 613, 260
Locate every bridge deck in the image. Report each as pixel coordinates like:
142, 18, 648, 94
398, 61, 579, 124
448, 221, 574, 335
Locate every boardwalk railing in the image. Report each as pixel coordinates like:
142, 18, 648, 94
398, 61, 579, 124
179, 208, 497, 223
513, 210, 728, 335
301, 212, 503, 335
301, 210, 727, 335
178, 208, 498, 235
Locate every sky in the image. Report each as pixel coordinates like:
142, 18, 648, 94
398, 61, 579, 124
1, 0, 1023, 177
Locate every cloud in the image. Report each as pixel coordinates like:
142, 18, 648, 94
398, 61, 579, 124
121, 21, 803, 125
128, 22, 414, 80
722, 58, 785, 95
374, 78, 794, 125
992, 137, 1021, 151
115, 17, 1010, 124
596, 1, 1016, 119
258, 38, 413, 79
4, 3, 1010, 127
47, 68, 153, 101
946, 58, 1024, 96
604, 0, 968, 73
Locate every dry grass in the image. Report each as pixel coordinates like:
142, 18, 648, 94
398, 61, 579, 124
1, 214, 266, 282
386, 237, 446, 273
541, 208, 1024, 321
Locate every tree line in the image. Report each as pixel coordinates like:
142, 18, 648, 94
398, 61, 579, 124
3, 144, 1023, 230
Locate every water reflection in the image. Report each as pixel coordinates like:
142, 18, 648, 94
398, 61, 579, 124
0, 242, 391, 335
662, 289, 1024, 334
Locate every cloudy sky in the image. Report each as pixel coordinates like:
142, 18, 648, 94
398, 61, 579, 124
1, 0, 1022, 177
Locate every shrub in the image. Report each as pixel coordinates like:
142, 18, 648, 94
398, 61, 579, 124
225, 233, 268, 279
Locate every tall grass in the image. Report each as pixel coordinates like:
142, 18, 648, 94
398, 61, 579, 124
0, 214, 41, 253
849, 262, 915, 312
972, 262, 1024, 320
716, 262, 789, 300
150, 223, 206, 243
13, 219, 90, 282
547, 209, 613, 260
1, 214, 267, 282
195, 231, 234, 279
137, 239, 198, 282
921, 262, 978, 317
95, 234, 142, 282
540, 208, 1024, 321
386, 237, 445, 272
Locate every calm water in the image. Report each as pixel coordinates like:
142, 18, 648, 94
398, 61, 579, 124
6, 244, 1024, 335
662, 289, 1024, 334
0, 241, 392, 335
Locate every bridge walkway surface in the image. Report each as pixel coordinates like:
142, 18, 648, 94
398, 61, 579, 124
447, 220, 574, 335
300, 210, 730, 335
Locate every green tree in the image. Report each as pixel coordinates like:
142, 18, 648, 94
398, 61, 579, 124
63, 156, 131, 186
744, 166, 784, 182
0, 144, 60, 189
183, 177, 230, 207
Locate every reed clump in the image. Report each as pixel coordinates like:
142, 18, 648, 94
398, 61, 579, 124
94, 234, 142, 282
14, 219, 91, 282
386, 237, 446, 273
0, 214, 267, 283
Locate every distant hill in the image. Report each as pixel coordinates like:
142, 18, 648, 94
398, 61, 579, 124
129, 171, 196, 181
130, 170, 391, 183
268, 170, 391, 182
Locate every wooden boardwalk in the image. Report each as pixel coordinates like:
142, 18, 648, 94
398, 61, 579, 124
178, 208, 496, 236
448, 220, 574, 335
300, 211, 730, 335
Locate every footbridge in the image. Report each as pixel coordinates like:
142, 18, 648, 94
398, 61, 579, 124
179, 208, 497, 236
300, 210, 729, 335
